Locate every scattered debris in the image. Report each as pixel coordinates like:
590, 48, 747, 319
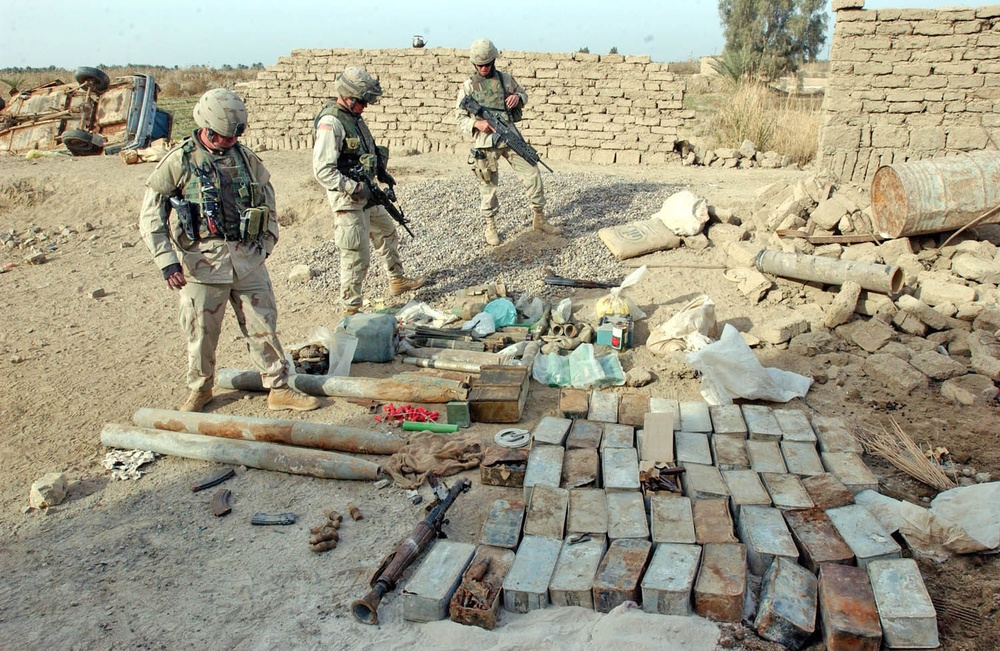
347, 503, 363, 521
102, 449, 155, 481
309, 510, 342, 552
856, 418, 956, 491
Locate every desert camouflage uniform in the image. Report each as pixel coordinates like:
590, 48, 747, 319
138, 133, 289, 393
454, 70, 545, 219
313, 104, 404, 312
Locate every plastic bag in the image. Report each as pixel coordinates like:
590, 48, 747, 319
551, 298, 572, 325
532, 352, 571, 387
595, 266, 647, 321
483, 298, 517, 327
287, 326, 356, 377
396, 300, 459, 328
686, 324, 812, 405
648, 295, 718, 354
569, 344, 605, 388
515, 295, 545, 322
596, 352, 626, 386
461, 312, 496, 337
651, 189, 710, 236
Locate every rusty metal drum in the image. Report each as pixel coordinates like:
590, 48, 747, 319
871, 150, 1000, 238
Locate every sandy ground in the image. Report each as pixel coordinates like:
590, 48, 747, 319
0, 148, 998, 651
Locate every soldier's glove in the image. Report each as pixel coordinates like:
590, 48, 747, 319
384, 185, 397, 203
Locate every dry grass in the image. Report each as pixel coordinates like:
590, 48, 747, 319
856, 418, 957, 491
1, 66, 258, 98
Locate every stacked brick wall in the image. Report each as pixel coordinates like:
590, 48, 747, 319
242, 48, 694, 165
819, 1, 1000, 185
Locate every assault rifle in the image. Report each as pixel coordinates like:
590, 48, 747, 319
460, 94, 554, 173
351, 475, 472, 625
343, 163, 414, 238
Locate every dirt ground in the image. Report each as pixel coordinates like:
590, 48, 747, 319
0, 147, 998, 651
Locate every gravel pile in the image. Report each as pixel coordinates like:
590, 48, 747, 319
288, 171, 682, 308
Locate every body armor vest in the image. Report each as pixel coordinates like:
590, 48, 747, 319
314, 103, 380, 176
468, 72, 521, 123
179, 136, 263, 241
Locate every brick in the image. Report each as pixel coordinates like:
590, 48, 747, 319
588, 390, 619, 422
560, 387, 589, 418
748, 440, 788, 474
811, 415, 863, 453
742, 405, 784, 441
606, 490, 649, 540
679, 400, 712, 432
642, 543, 702, 616
675, 431, 713, 466
567, 488, 608, 535
762, 473, 815, 510
592, 538, 652, 613
821, 451, 879, 493
641, 412, 675, 463
524, 484, 569, 540
826, 504, 902, 567
548, 534, 607, 609
681, 462, 730, 499
601, 423, 634, 449
650, 493, 696, 544
780, 441, 826, 476
524, 445, 564, 502
835, 318, 895, 352
773, 408, 817, 443
480, 498, 525, 549
818, 564, 882, 651
868, 558, 940, 649
801, 473, 856, 510
783, 508, 855, 572
694, 543, 747, 622
561, 448, 599, 490
503, 535, 563, 612
713, 435, 750, 471
566, 419, 604, 449
755, 557, 818, 649
617, 393, 648, 426
737, 505, 800, 575
532, 416, 571, 446
693, 498, 738, 544
709, 404, 747, 437
602, 447, 640, 491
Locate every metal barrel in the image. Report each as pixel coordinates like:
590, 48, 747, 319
755, 250, 904, 296
871, 150, 1000, 238
101, 423, 384, 481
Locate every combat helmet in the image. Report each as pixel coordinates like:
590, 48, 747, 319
193, 88, 248, 138
336, 66, 383, 104
470, 38, 499, 66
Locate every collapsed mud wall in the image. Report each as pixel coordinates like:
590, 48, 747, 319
242, 48, 694, 164
819, 1, 1000, 185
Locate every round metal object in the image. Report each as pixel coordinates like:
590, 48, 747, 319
494, 428, 531, 448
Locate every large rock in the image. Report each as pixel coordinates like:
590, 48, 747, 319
825, 281, 862, 328
756, 315, 811, 345
951, 254, 1000, 285
896, 295, 950, 331
863, 354, 928, 395
941, 374, 999, 405
837, 319, 895, 353
908, 350, 968, 380
789, 332, 841, 356
973, 306, 1000, 333
917, 279, 976, 306
29, 472, 68, 509
968, 331, 1000, 380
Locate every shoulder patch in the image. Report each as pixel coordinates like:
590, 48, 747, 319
318, 122, 333, 131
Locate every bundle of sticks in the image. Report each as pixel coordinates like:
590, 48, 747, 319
855, 418, 956, 491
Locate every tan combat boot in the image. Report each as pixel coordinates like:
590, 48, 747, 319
484, 216, 501, 246
268, 387, 321, 411
532, 206, 563, 235
388, 276, 427, 296
179, 388, 213, 412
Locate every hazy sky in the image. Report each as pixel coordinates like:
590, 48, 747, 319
0, 0, 978, 69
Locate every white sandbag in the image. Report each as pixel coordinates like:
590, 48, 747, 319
647, 295, 718, 354
652, 189, 710, 237
598, 218, 681, 260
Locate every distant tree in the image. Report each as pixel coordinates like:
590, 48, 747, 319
609, 46, 619, 54
718, 0, 827, 79
577, 47, 590, 54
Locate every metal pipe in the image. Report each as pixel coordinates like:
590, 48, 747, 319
563, 323, 579, 338
755, 250, 904, 296
132, 408, 404, 455
216, 368, 468, 403
401, 357, 482, 373
101, 423, 383, 481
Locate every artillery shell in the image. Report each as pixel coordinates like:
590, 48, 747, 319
347, 503, 363, 521
310, 540, 337, 552
324, 509, 343, 523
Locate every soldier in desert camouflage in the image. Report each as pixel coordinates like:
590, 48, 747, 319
313, 66, 426, 317
138, 88, 320, 413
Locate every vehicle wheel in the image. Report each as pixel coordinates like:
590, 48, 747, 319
74, 67, 110, 93
0, 97, 5, 111
62, 129, 102, 156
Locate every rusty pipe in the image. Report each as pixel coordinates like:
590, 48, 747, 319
401, 357, 482, 373
755, 250, 904, 296
101, 423, 383, 480
216, 368, 468, 403
132, 408, 404, 455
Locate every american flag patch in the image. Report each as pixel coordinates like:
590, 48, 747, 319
318, 122, 333, 131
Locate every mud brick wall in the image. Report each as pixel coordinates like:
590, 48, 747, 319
819, 1, 1000, 185
242, 48, 694, 165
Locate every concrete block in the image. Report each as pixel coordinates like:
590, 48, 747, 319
821, 451, 879, 493
908, 350, 968, 381
780, 441, 826, 476
649, 397, 681, 426
681, 462, 729, 499
566, 419, 604, 450
941, 373, 999, 405
480, 498, 525, 549
737, 505, 799, 576
762, 473, 815, 510
503, 535, 563, 612
748, 440, 788, 474
560, 387, 589, 419
679, 400, 712, 432
811, 415, 863, 453
675, 431, 713, 466
588, 390, 619, 423
693, 543, 747, 623
650, 493, 696, 544
917, 278, 976, 306
561, 448, 599, 489
693, 498, 738, 544
602, 446, 640, 492
863, 353, 928, 395
773, 408, 817, 443
601, 423, 634, 449
524, 484, 569, 540
606, 490, 649, 540
709, 404, 747, 437
783, 508, 855, 572
836, 318, 895, 353
524, 445, 564, 502
756, 315, 810, 345
713, 435, 750, 470
567, 488, 608, 535
801, 473, 855, 510
723, 469, 772, 521
826, 504, 902, 568
532, 416, 571, 446
642, 543, 702, 616
640, 412, 674, 463
755, 557, 818, 650
868, 558, 940, 649
742, 404, 784, 441
592, 538, 652, 613
818, 564, 882, 651
549, 534, 607, 609
618, 393, 648, 426
402, 540, 476, 622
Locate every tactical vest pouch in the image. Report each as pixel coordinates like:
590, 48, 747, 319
169, 196, 199, 241
240, 207, 268, 242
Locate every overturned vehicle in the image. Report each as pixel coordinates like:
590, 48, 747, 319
0, 66, 172, 156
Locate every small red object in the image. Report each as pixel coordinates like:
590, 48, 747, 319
375, 403, 439, 426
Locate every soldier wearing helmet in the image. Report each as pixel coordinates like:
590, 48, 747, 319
455, 38, 562, 246
138, 88, 320, 413
313, 66, 426, 316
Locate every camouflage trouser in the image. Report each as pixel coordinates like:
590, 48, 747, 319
178, 265, 288, 392
472, 146, 545, 219
333, 205, 403, 311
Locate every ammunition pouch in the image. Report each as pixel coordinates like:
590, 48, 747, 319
468, 148, 497, 183
169, 195, 199, 241
240, 206, 269, 242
